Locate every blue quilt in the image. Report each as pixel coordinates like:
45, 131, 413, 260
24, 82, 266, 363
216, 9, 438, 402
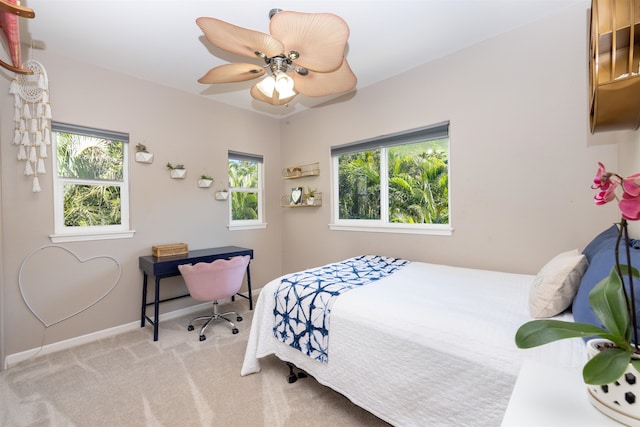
273, 255, 410, 363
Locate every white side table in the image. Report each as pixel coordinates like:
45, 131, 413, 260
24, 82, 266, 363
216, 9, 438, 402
501, 360, 621, 426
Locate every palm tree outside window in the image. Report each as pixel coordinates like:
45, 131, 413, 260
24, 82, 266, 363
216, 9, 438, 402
330, 121, 451, 235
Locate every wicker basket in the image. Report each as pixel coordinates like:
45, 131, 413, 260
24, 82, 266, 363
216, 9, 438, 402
152, 243, 188, 257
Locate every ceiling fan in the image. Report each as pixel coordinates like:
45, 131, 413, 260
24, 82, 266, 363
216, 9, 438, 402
195, 8, 357, 106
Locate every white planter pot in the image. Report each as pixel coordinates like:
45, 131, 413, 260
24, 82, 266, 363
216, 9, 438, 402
215, 191, 229, 200
135, 151, 154, 163
306, 197, 315, 205
586, 339, 640, 426
170, 169, 186, 179
198, 179, 213, 188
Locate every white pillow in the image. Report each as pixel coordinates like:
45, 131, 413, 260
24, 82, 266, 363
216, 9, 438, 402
529, 249, 588, 318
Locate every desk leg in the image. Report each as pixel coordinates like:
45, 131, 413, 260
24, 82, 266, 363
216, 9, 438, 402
153, 277, 161, 341
141, 272, 148, 327
247, 263, 253, 310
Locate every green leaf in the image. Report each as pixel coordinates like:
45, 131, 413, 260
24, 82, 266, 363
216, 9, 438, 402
618, 264, 640, 279
589, 268, 630, 340
515, 320, 608, 348
583, 347, 631, 385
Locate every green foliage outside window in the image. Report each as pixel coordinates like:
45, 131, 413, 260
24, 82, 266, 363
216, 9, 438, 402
63, 185, 121, 226
388, 140, 448, 224
229, 159, 259, 221
56, 132, 124, 227
338, 138, 448, 224
338, 150, 381, 220
57, 133, 123, 180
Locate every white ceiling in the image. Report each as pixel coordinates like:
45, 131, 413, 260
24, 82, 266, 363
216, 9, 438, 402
15, 0, 588, 117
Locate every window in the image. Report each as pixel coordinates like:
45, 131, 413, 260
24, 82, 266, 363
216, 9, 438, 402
228, 150, 265, 230
51, 122, 132, 242
331, 121, 451, 235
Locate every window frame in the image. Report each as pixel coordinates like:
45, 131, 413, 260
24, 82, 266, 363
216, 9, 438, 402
227, 150, 266, 231
330, 122, 453, 236
50, 122, 134, 243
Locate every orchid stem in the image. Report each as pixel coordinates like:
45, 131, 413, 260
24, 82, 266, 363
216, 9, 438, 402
618, 219, 639, 349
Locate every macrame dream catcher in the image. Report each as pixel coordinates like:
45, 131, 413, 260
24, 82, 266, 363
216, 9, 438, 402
9, 59, 52, 192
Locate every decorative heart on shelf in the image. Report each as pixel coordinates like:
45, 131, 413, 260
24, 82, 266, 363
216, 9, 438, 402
18, 245, 121, 327
290, 187, 302, 204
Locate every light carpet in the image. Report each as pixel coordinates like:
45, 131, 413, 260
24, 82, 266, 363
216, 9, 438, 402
0, 300, 390, 426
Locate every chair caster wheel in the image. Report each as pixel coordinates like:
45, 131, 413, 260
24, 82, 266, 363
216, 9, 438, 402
236, 316, 243, 322
232, 328, 239, 334
199, 335, 206, 341
188, 325, 194, 331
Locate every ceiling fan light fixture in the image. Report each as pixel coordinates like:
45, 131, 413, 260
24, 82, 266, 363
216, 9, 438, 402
256, 75, 276, 97
257, 72, 296, 100
274, 71, 294, 94
277, 86, 296, 99
196, 8, 356, 107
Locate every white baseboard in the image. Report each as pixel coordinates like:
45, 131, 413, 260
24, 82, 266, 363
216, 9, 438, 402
3, 301, 212, 370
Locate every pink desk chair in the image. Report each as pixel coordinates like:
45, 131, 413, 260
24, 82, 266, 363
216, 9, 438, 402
178, 255, 250, 341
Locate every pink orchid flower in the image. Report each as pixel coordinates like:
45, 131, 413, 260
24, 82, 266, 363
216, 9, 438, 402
620, 173, 640, 220
593, 164, 640, 220
594, 185, 617, 205
593, 163, 618, 205
592, 162, 614, 191
619, 193, 640, 220
622, 173, 640, 197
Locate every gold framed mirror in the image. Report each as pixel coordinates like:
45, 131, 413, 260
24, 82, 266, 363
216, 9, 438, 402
589, 0, 640, 133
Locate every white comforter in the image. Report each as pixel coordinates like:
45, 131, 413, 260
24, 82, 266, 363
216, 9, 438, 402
241, 261, 586, 426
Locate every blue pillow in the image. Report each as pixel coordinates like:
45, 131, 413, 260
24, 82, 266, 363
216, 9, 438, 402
573, 233, 640, 339
572, 248, 615, 329
581, 224, 619, 262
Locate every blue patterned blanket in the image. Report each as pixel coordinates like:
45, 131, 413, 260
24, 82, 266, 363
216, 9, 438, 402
272, 255, 410, 363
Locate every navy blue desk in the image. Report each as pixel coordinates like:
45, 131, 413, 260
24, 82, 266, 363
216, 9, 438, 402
139, 246, 254, 341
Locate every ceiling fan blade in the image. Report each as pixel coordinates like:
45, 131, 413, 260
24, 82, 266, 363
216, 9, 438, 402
270, 11, 349, 73
250, 83, 297, 106
198, 63, 265, 84
196, 17, 284, 59
292, 58, 357, 97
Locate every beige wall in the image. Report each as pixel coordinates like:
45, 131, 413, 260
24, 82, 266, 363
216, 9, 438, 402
0, 51, 282, 361
0, 3, 631, 364
278, 4, 619, 274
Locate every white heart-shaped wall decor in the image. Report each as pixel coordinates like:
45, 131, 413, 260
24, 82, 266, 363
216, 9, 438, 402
18, 245, 121, 328
291, 188, 302, 204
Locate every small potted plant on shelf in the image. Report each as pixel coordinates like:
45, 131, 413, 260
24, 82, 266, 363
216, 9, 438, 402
166, 162, 186, 179
135, 143, 154, 163
215, 184, 229, 200
198, 173, 214, 188
305, 187, 317, 205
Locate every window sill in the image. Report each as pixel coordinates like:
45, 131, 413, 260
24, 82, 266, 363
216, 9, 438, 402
227, 223, 267, 231
50, 230, 136, 243
329, 223, 453, 236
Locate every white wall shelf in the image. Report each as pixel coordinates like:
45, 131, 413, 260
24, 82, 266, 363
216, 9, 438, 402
282, 162, 319, 179
281, 192, 322, 207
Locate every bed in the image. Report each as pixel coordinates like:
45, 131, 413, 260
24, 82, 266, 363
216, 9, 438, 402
241, 254, 587, 426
